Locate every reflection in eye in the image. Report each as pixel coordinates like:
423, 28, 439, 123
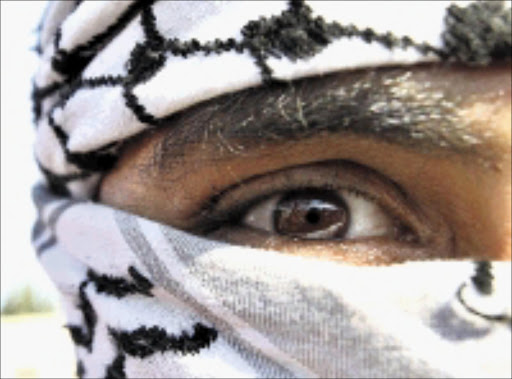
243, 188, 395, 240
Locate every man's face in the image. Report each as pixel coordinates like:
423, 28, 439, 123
99, 63, 511, 265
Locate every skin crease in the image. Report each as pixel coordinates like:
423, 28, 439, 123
100, 64, 511, 265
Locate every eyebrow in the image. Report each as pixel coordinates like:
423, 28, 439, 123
156, 66, 496, 166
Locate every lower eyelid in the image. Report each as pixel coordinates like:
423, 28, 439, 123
207, 226, 445, 265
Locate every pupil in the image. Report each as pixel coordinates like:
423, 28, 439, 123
306, 209, 321, 225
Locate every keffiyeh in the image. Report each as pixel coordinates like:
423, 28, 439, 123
33, 184, 512, 378
31, 1, 511, 378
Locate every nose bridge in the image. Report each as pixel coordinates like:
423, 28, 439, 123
497, 170, 512, 260
455, 166, 512, 261
484, 183, 511, 261
501, 205, 512, 260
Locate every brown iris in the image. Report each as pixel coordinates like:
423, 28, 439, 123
274, 189, 350, 239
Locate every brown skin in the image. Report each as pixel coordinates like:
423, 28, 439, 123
100, 64, 511, 265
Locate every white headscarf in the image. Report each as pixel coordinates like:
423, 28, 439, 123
32, 1, 511, 378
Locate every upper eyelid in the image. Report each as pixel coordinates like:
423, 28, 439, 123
207, 160, 409, 211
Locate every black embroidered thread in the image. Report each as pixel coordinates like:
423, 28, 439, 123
120, 4, 168, 124
164, 36, 242, 57
66, 266, 153, 355
456, 283, 512, 325
36, 74, 125, 188
53, 27, 62, 52
37, 160, 93, 196
442, 0, 511, 65
32, 43, 43, 55
241, 0, 332, 80
32, 81, 64, 122
122, 40, 166, 125
104, 323, 217, 377
125, 42, 167, 85
239, 0, 444, 81
48, 114, 119, 172
33, 72, 122, 125
42, 76, 124, 175
77, 360, 85, 379
122, 87, 159, 125
105, 354, 126, 379
123, 3, 166, 85
66, 281, 97, 352
52, 1, 146, 79
87, 266, 154, 298
37, 160, 93, 182
33, 2, 51, 56
43, 49, 158, 186
122, 0, 445, 125
140, 4, 165, 49
31, 218, 45, 243
36, 235, 56, 256
471, 261, 494, 295
109, 322, 218, 358
128, 266, 154, 294
56, 75, 125, 108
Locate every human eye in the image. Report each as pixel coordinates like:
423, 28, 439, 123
192, 161, 436, 264
243, 188, 397, 241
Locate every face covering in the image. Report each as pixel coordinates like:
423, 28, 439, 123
33, 184, 511, 378
32, 1, 511, 378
